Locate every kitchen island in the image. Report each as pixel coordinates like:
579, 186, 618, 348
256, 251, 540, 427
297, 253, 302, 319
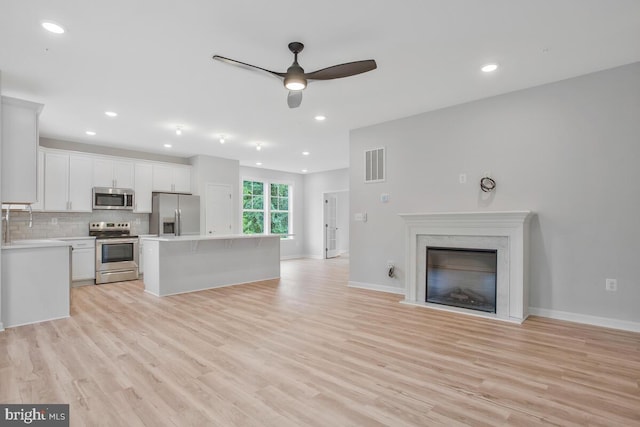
1, 240, 71, 329
141, 234, 280, 297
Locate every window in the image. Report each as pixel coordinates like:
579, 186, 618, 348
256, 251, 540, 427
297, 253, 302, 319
242, 180, 264, 234
242, 179, 292, 237
270, 183, 289, 236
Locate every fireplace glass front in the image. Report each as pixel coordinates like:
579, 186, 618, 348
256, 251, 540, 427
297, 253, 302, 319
426, 247, 497, 313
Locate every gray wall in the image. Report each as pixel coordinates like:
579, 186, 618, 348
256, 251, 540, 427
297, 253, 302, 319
190, 155, 240, 235
349, 62, 640, 323
41, 137, 190, 164
240, 166, 305, 259
303, 169, 349, 258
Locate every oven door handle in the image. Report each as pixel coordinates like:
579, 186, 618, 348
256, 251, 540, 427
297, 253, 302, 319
175, 209, 180, 236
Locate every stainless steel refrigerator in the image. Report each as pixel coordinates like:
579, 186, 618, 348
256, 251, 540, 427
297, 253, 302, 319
150, 192, 200, 236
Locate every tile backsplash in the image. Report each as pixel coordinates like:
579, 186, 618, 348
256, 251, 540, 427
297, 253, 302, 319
3, 210, 150, 240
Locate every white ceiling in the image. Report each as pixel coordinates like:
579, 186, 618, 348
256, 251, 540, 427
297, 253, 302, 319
1, 1, 639, 174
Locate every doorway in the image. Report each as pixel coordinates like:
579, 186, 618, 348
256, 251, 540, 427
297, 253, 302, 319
205, 183, 232, 235
323, 190, 349, 259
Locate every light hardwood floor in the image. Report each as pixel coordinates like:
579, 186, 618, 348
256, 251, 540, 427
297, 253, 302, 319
1, 258, 639, 426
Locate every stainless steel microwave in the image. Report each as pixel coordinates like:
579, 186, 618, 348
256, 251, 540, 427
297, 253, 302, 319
92, 187, 134, 210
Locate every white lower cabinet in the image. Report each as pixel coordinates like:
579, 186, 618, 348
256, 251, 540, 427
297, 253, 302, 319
63, 238, 96, 282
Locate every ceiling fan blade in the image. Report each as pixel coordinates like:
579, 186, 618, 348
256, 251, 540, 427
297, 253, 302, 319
304, 60, 377, 80
212, 55, 286, 78
287, 91, 302, 108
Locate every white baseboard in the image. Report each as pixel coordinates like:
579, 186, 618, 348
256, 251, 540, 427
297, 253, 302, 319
280, 254, 305, 260
302, 254, 325, 260
0, 322, 4, 332
529, 307, 640, 333
348, 281, 405, 295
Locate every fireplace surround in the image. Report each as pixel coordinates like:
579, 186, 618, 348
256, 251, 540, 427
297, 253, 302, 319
399, 211, 533, 323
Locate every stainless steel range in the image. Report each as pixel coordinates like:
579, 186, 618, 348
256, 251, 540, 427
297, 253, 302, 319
90, 221, 139, 284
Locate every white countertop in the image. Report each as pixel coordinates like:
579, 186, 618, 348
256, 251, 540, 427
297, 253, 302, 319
2, 239, 73, 250
142, 234, 281, 242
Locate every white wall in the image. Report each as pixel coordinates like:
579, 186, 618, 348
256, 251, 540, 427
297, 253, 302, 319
191, 155, 240, 234
240, 166, 305, 259
303, 169, 349, 258
349, 62, 640, 324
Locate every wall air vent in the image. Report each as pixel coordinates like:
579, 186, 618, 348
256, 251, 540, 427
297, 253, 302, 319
364, 147, 385, 183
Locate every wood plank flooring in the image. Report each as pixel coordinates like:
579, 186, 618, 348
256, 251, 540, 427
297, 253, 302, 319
1, 257, 639, 426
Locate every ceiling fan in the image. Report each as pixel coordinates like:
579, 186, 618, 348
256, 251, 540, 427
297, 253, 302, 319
212, 42, 377, 108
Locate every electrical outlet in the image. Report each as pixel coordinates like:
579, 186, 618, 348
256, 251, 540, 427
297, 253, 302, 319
605, 278, 617, 292
135, 218, 141, 225
459, 173, 467, 184
51, 218, 58, 225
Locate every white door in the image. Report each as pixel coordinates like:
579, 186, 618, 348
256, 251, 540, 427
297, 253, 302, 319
325, 195, 339, 258
205, 183, 232, 235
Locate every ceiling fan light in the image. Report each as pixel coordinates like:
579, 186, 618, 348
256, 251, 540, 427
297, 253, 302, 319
284, 76, 307, 91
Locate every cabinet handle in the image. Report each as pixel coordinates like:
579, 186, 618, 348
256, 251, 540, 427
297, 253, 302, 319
69, 201, 72, 210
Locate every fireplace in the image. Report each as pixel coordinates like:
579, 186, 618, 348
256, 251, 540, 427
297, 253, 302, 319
399, 211, 533, 323
426, 247, 497, 313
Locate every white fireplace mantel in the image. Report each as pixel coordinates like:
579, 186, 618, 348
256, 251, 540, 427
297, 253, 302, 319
399, 211, 533, 323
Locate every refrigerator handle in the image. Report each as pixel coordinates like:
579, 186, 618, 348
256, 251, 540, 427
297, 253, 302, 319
178, 209, 182, 236
175, 209, 179, 236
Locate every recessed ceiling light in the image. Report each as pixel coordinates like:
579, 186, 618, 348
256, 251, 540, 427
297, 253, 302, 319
219, 136, 225, 144
256, 144, 262, 151
164, 143, 172, 148
85, 131, 96, 136
314, 115, 326, 121
302, 151, 310, 156
42, 21, 65, 34
175, 126, 182, 136
302, 169, 308, 173
481, 63, 499, 73
256, 162, 262, 166
105, 111, 118, 117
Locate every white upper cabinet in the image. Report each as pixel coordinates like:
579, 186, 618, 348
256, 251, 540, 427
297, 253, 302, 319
68, 155, 93, 211
43, 151, 69, 211
134, 162, 153, 213
37, 148, 193, 210
1, 96, 44, 203
152, 163, 191, 193
43, 150, 92, 212
93, 158, 134, 189
173, 166, 191, 193
152, 164, 173, 192
31, 150, 45, 211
